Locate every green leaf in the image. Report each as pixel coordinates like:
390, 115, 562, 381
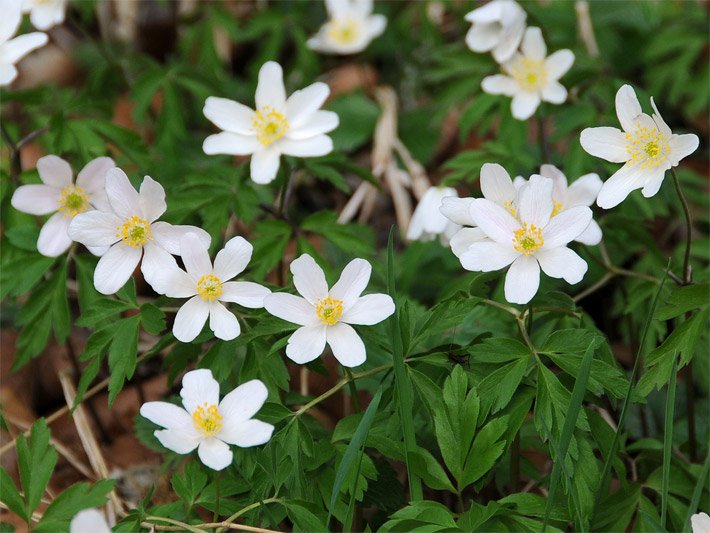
250, 219, 292, 281
16, 419, 58, 517
461, 415, 509, 488
107, 315, 141, 405
327, 91, 379, 152
286, 501, 328, 533
36, 479, 115, 532
171, 462, 208, 509
0, 467, 27, 521
140, 303, 166, 335
660, 356, 678, 528
75, 298, 136, 328
656, 282, 709, 320
301, 211, 374, 257
407, 447, 456, 493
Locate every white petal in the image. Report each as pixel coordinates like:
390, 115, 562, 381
615, 84, 642, 133
575, 219, 602, 246
203, 96, 254, 135
545, 50, 574, 79
277, 135, 333, 157
481, 74, 517, 96
450, 227, 487, 258
138, 176, 167, 222
326, 322, 366, 367
668, 134, 699, 166
596, 164, 649, 209
365, 14, 386, 39
504, 255, 540, 305
219, 419, 274, 448
579, 127, 629, 163
37, 212, 71, 257
70, 509, 110, 533
521, 26, 546, 60
537, 247, 588, 284
0, 64, 18, 86
0, 2, 22, 43
566, 173, 602, 207
28, 2, 64, 30
250, 148, 281, 184
105, 168, 140, 219
330, 258, 371, 309
649, 97, 672, 137
286, 111, 339, 140
140, 401, 195, 433
286, 82, 330, 129
68, 211, 122, 247
141, 243, 179, 294
155, 429, 201, 454
542, 81, 567, 104
213, 236, 252, 280
179, 232, 212, 279
162, 268, 197, 299
459, 241, 519, 272
173, 296, 210, 343
11, 184, 59, 215
93, 243, 141, 295
36, 155, 72, 188
518, 174, 554, 227
465, 1, 503, 24
466, 23, 499, 53
203, 132, 260, 156
290, 254, 329, 304
325, 0, 350, 18
220, 281, 270, 308
440, 197, 475, 226
151, 222, 211, 256
286, 325, 327, 364
255, 61, 286, 111
181, 368, 220, 413
640, 166, 667, 198
218, 380, 268, 424
1, 32, 47, 64
542, 206, 592, 249
341, 293, 394, 325
209, 301, 240, 341
539, 164, 567, 200
480, 163, 516, 205
469, 198, 519, 245
511, 91, 540, 120
691, 513, 710, 533
264, 293, 318, 326
197, 438, 233, 471
76, 156, 115, 192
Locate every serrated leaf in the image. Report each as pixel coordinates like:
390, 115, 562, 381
107, 315, 141, 405
16, 419, 57, 517
0, 467, 27, 521
36, 479, 115, 532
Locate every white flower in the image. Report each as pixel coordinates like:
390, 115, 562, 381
580, 84, 700, 209
0, 0, 48, 87
263, 254, 395, 367
406, 186, 460, 243
515, 164, 603, 245
68, 168, 210, 295
22, 0, 67, 30
140, 369, 274, 471
158, 233, 271, 343
70, 509, 110, 533
11, 155, 114, 257
464, 0, 526, 64
692, 512, 710, 533
203, 61, 339, 185
307, 0, 387, 55
465, 175, 592, 304
481, 27, 574, 120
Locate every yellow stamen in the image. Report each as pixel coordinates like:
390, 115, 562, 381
315, 296, 343, 326
503, 200, 516, 217
196, 274, 223, 301
58, 185, 90, 217
192, 403, 223, 436
509, 57, 548, 92
551, 200, 564, 217
116, 216, 152, 248
327, 17, 361, 45
513, 223, 544, 256
252, 106, 289, 146
624, 126, 670, 170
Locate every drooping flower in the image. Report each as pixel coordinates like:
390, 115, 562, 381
307, 0, 387, 55
263, 254, 395, 367
0, 0, 48, 86
514, 164, 603, 245
481, 27, 574, 120
158, 233, 271, 343
203, 61, 339, 184
691, 512, 710, 533
406, 186, 460, 243
11, 155, 115, 257
465, 175, 592, 304
68, 168, 210, 295
22, 0, 67, 30
140, 369, 274, 471
464, 0, 526, 64
70, 509, 110, 533
580, 84, 700, 209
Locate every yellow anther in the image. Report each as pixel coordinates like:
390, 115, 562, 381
315, 296, 344, 326
58, 185, 90, 217
196, 274, 223, 301
116, 216, 152, 248
551, 200, 564, 217
192, 403, 223, 436
503, 200, 517, 217
624, 126, 669, 170
327, 17, 361, 45
513, 223, 544, 256
509, 57, 548, 92
251, 106, 289, 146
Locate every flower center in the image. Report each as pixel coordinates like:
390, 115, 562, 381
192, 403, 223, 436
551, 200, 564, 217
625, 127, 670, 170
513, 223, 544, 256
58, 185, 90, 217
327, 17, 361, 45
315, 296, 343, 326
509, 57, 548, 92
196, 274, 223, 301
252, 106, 289, 146
116, 216, 152, 248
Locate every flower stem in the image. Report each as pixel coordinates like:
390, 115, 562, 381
344, 367, 361, 413
670, 168, 693, 284
214, 472, 221, 522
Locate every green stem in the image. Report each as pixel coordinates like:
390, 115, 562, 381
214, 472, 221, 522
219, 497, 282, 531
345, 368, 361, 413
670, 168, 693, 284
661, 356, 678, 527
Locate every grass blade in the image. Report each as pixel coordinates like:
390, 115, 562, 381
661, 355, 678, 527
683, 449, 710, 533
386, 226, 423, 501
542, 341, 597, 532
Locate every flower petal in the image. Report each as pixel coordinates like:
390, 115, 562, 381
181, 368, 220, 413
28, 3, 64, 30
197, 438, 233, 471
536, 247, 588, 284
93, 243, 141, 295
286, 82, 330, 128
76, 156, 115, 194
480, 163, 516, 205
141, 243, 180, 294
105, 167, 140, 219
218, 380, 268, 423
504, 255, 540, 304
565, 173, 602, 207
213, 236, 252, 280
469, 198, 519, 245
68, 211, 122, 247
203, 132, 261, 156
541, 81, 567, 104
615, 84, 642, 133
366, 14, 387, 39
37, 212, 71, 257
0, 64, 17, 86
668, 133, 699, 167
286, 325, 327, 364
1, 32, 48, 65
290, 254, 329, 304
466, 22, 499, 53
341, 293, 394, 325
511, 91, 540, 120
596, 164, 649, 209
649, 97, 672, 137
36, 155, 72, 188
440, 197, 475, 226
151, 222, 211, 256
545, 49, 574, 79
220, 281, 270, 308
459, 241, 519, 272
11, 184, 59, 215
521, 26, 546, 60
264, 293, 318, 326
250, 148, 281, 184
449, 227, 487, 258
154, 429, 201, 454
203, 96, 254, 135
481, 74, 517, 96
162, 268, 197, 299
209, 301, 240, 341
219, 419, 274, 448
330, 258, 372, 310
518, 174, 554, 227
140, 401, 195, 433
70, 509, 110, 533
180, 232, 212, 279
542, 205, 592, 249
255, 61, 286, 111
277, 135, 333, 157
640, 166, 667, 198
326, 322, 366, 367
139, 176, 167, 222
173, 296, 210, 343
579, 127, 629, 163
576, 219, 602, 246
286, 111, 339, 140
